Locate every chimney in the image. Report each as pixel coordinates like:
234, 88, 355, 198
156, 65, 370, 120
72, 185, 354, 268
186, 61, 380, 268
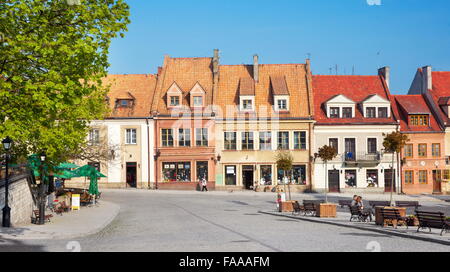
378, 66, 390, 89
253, 54, 259, 82
213, 49, 219, 84
422, 65, 432, 92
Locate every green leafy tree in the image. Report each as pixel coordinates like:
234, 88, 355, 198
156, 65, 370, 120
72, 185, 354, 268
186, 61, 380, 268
0, 0, 130, 166
383, 131, 409, 205
314, 145, 338, 203
276, 150, 294, 200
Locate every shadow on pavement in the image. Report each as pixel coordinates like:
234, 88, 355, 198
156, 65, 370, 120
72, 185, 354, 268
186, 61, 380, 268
339, 232, 392, 238
0, 228, 47, 252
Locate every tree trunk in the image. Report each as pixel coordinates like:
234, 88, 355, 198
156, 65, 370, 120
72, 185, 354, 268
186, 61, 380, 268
324, 161, 328, 203
287, 170, 292, 201
390, 152, 395, 206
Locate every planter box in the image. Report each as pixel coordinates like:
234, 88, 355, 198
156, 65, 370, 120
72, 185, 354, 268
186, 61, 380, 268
279, 201, 295, 212
375, 206, 406, 226
316, 203, 337, 218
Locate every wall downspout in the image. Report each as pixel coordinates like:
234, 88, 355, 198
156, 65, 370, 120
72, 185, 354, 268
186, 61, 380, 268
146, 118, 151, 189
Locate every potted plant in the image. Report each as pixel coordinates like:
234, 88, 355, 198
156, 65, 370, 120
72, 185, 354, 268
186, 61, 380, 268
275, 150, 295, 212
313, 145, 338, 217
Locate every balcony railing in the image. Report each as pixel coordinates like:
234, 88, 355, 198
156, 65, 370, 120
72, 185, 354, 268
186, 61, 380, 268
343, 151, 381, 166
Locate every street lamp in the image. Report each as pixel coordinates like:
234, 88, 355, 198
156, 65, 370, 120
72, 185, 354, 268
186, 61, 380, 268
2, 137, 13, 227
38, 152, 47, 225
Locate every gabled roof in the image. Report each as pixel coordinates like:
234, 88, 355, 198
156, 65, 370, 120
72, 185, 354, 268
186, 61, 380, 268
361, 94, 390, 103
392, 95, 442, 132
312, 75, 396, 125
325, 94, 355, 104
270, 76, 289, 95
103, 74, 157, 118
215, 63, 313, 119
151, 56, 214, 115
239, 77, 255, 96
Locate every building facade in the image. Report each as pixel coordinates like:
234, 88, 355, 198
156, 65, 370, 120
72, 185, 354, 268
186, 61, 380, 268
312, 69, 399, 193
408, 66, 450, 194
150, 55, 216, 190
213, 55, 315, 192
67, 74, 156, 189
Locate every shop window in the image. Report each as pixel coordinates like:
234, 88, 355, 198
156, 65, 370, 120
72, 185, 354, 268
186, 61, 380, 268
366, 169, 378, 187
292, 165, 306, 185
196, 161, 208, 181
225, 165, 237, 185
162, 162, 191, 182
259, 165, 272, 185
345, 170, 357, 187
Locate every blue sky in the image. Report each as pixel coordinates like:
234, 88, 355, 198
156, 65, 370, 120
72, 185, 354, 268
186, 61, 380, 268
108, 0, 450, 94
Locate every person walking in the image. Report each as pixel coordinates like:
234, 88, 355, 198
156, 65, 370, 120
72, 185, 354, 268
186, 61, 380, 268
201, 177, 208, 192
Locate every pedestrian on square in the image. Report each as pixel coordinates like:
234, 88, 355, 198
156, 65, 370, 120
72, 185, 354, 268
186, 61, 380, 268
201, 177, 208, 192
357, 196, 374, 221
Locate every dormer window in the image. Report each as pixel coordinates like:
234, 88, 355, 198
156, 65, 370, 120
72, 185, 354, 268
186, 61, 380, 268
278, 99, 287, 110
189, 82, 206, 108
410, 114, 429, 126
361, 94, 391, 118
330, 107, 340, 118
342, 107, 352, 118
167, 82, 183, 108
242, 99, 253, 110
170, 96, 180, 106
116, 99, 133, 108
325, 94, 355, 118
193, 96, 203, 107
366, 107, 376, 118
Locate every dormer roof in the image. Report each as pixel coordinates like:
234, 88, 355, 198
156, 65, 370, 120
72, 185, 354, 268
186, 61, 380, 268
239, 77, 255, 96
270, 76, 289, 95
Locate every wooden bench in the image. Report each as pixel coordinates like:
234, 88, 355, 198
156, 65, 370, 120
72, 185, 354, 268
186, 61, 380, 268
369, 201, 390, 208
338, 199, 353, 208
349, 205, 370, 222
302, 200, 324, 216
32, 210, 53, 223
80, 193, 92, 205
380, 208, 408, 229
395, 201, 421, 208
415, 210, 450, 236
292, 201, 304, 215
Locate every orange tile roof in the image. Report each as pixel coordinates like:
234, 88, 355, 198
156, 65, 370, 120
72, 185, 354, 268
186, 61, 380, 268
313, 75, 397, 125
103, 74, 157, 118
239, 77, 255, 96
393, 95, 442, 132
270, 76, 289, 95
151, 57, 214, 115
215, 63, 313, 119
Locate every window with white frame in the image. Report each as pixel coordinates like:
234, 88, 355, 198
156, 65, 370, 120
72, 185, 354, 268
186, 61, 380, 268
195, 128, 208, 147
193, 96, 203, 107
277, 131, 289, 150
125, 129, 137, 144
242, 99, 253, 110
259, 131, 272, 150
178, 129, 191, 147
89, 129, 100, 145
294, 131, 307, 150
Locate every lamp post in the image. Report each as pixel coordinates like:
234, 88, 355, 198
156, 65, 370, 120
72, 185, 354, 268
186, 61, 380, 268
38, 152, 47, 225
2, 137, 12, 228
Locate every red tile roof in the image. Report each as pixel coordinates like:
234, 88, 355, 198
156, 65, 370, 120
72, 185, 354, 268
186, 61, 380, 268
392, 95, 442, 132
312, 75, 396, 125
103, 74, 157, 118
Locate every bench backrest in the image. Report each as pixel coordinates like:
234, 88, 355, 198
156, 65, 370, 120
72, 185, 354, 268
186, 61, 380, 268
303, 200, 325, 205
380, 208, 401, 219
349, 205, 361, 215
369, 201, 390, 207
304, 202, 316, 210
339, 200, 353, 206
395, 201, 419, 207
292, 201, 301, 210
415, 211, 445, 228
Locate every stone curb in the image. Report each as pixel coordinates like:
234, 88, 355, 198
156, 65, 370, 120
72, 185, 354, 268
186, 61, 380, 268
0, 201, 120, 240
258, 210, 450, 246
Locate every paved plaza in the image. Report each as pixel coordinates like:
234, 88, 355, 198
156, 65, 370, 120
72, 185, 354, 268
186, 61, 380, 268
0, 189, 449, 252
